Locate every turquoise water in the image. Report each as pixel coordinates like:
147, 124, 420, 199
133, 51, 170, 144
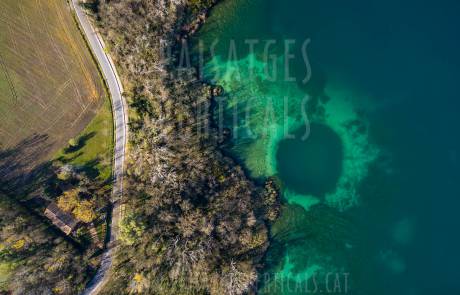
194, 0, 460, 294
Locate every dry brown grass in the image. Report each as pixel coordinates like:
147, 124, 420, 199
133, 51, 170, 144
0, 0, 105, 176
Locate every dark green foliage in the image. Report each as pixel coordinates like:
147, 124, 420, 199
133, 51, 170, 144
188, 0, 216, 13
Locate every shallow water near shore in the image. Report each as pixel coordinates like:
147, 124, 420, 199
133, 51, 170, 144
194, 0, 460, 294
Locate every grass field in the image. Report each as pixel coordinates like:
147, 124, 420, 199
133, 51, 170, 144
0, 1, 112, 288
0, 0, 107, 175
0, 258, 14, 291
55, 97, 113, 182
0, 261, 13, 288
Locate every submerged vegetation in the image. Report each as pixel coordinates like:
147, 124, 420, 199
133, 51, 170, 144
89, 0, 279, 294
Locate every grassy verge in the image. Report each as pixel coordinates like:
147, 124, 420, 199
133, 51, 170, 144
54, 96, 114, 182
0, 261, 14, 291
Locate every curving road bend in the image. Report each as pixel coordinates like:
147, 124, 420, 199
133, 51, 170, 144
70, 1, 128, 294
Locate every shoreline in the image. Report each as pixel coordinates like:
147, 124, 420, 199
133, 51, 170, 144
87, 0, 281, 293
183, 2, 283, 292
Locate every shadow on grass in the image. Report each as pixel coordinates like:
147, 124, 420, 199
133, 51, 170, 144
0, 134, 85, 251
78, 158, 101, 180
64, 131, 96, 154
56, 154, 104, 182
55, 151, 84, 163
0, 134, 53, 197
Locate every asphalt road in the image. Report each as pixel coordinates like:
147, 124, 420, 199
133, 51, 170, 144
70, 1, 128, 294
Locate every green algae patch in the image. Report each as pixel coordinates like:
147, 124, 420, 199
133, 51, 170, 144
201, 50, 379, 211
195, 0, 382, 291
200, 50, 380, 293
0, 262, 14, 289
259, 204, 357, 294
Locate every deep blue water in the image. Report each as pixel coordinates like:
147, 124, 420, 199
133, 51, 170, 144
196, 0, 460, 293
307, 0, 460, 293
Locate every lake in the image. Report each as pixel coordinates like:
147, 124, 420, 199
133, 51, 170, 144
193, 0, 460, 294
